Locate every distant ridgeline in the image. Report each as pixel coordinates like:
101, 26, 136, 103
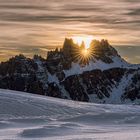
0, 39, 140, 104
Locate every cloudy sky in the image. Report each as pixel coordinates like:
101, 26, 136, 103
0, 0, 140, 63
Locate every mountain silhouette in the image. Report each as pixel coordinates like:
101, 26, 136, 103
0, 39, 140, 104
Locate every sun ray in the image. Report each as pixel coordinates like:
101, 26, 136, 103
70, 36, 99, 65
71, 46, 97, 65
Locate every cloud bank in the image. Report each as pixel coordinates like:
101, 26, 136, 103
0, 0, 139, 63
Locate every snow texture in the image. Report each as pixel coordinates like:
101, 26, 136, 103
0, 89, 140, 140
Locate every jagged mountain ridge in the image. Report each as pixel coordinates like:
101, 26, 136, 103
0, 39, 140, 104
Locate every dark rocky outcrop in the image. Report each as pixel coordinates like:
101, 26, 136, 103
0, 39, 140, 104
63, 75, 89, 101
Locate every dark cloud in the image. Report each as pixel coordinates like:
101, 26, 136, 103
0, 4, 47, 10
127, 9, 140, 15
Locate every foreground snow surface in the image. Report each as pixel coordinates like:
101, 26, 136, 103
0, 89, 140, 140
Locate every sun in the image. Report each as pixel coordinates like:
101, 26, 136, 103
72, 36, 93, 49
81, 49, 89, 57
70, 35, 95, 64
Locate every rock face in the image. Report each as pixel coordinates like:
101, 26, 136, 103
122, 70, 140, 101
0, 39, 140, 104
90, 39, 119, 63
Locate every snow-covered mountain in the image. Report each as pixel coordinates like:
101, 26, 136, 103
0, 39, 140, 104
0, 89, 140, 139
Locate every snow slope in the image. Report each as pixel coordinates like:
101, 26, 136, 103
0, 89, 140, 140
64, 56, 139, 77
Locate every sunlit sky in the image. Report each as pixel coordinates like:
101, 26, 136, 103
0, 0, 140, 63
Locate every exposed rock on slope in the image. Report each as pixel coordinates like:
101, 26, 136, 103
0, 39, 140, 104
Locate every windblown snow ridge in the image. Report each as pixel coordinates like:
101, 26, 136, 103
0, 89, 140, 140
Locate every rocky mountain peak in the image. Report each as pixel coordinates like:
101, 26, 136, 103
1, 38, 139, 104
91, 39, 119, 56
61, 38, 121, 64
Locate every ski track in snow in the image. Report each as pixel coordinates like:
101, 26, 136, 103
0, 89, 140, 140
